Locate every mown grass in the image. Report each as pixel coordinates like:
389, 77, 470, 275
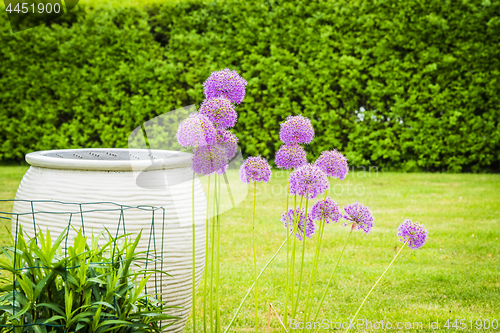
0, 166, 29, 245
1, 167, 499, 332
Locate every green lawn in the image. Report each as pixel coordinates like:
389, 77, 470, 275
1, 167, 499, 332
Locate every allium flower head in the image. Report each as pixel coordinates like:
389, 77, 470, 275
289, 164, 329, 199
279, 115, 315, 145
343, 202, 374, 234
275, 144, 307, 170
314, 149, 349, 180
397, 219, 428, 249
177, 113, 216, 148
216, 129, 239, 160
199, 97, 237, 129
311, 198, 342, 224
203, 68, 248, 104
239, 156, 272, 183
281, 208, 315, 240
191, 144, 228, 175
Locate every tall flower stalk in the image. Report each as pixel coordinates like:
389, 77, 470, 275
209, 178, 217, 332
302, 191, 333, 325
192, 172, 196, 332
203, 175, 211, 333
285, 204, 315, 318
288, 163, 328, 319
176, 114, 215, 333
252, 182, 258, 331
177, 68, 247, 332
224, 232, 292, 333
345, 220, 427, 332
289, 195, 302, 317
293, 193, 309, 316
276, 120, 309, 325
283, 171, 290, 327
312, 224, 353, 322
345, 241, 407, 333
215, 174, 221, 333
277, 115, 315, 322
303, 149, 348, 325
239, 156, 272, 332
312, 202, 375, 321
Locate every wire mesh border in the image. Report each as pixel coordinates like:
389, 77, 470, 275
0, 199, 170, 330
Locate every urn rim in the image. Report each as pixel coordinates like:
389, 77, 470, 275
25, 148, 192, 171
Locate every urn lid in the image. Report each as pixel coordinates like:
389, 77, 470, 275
25, 148, 192, 171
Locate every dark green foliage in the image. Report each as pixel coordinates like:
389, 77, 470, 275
1, 0, 499, 172
0, 4, 170, 162
0, 228, 177, 332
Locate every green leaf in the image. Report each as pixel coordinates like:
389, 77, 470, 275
7, 301, 31, 321
42, 315, 65, 324
35, 303, 65, 316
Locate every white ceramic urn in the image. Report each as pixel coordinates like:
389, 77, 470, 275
12, 148, 206, 332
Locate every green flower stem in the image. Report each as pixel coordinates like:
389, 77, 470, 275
223, 233, 292, 333
345, 241, 408, 333
303, 188, 329, 327
313, 227, 353, 322
252, 181, 258, 332
203, 175, 211, 333
292, 194, 309, 319
192, 172, 196, 333
303, 219, 325, 329
216, 175, 221, 332
283, 170, 291, 328
209, 176, 217, 333
290, 195, 303, 318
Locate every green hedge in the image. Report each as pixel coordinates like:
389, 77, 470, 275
1, 0, 499, 172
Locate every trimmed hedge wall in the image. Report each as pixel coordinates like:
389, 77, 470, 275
1, 0, 499, 171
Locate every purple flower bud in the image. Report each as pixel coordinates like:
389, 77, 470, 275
314, 149, 349, 180
281, 208, 316, 240
191, 144, 228, 175
311, 198, 342, 224
289, 164, 329, 199
343, 202, 374, 234
279, 115, 315, 145
216, 129, 239, 160
203, 68, 248, 104
275, 144, 307, 170
199, 97, 237, 129
239, 156, 272, 183
397, 219, 428, 249
176, 113, 216, 148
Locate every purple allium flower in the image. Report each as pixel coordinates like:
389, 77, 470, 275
314, 149, 349, 180
216, 129, 239, 160
311, 198, 342, 224
239, 156, 272, 183
281, 208, 316, 241
191, 144, 228, 175
279, 115, 315, 145
177, 113, 216, 148
199, 97, 237, 129
275, 144, 307, 170
397, 219, 428, 249
343, 202, 374, 234
288, 164, 329, 199
203, 68, 248, 104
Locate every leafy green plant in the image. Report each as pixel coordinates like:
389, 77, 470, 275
0, 227, 178, 332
